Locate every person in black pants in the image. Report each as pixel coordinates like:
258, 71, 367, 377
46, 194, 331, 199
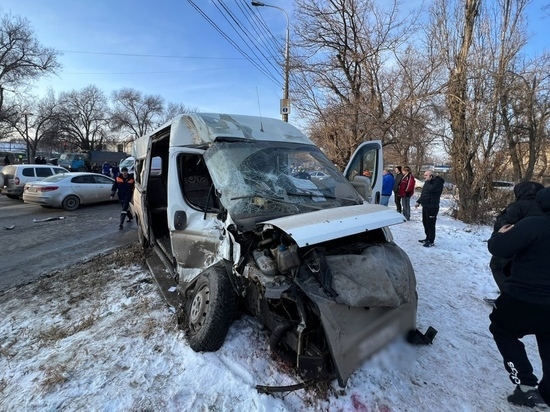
487, 186, 550, 409
393, 166, 403, 213
110, 167, 135, 229
489, 181, 544, 292
414, 170, 444, 247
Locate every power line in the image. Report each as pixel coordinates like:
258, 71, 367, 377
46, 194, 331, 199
237, 0, 282, 63
215, 0, 282, 80
186, 0, 280, 86
186, 0, 281, 87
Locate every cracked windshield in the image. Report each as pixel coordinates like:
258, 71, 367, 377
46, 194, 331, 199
205, 141, 361, 220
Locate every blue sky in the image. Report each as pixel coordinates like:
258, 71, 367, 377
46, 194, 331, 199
1, 0, 293, 121
1, 0, 548, 125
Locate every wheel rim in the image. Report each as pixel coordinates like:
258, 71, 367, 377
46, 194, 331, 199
189, 284, 210, 333
64, 196, 78, 210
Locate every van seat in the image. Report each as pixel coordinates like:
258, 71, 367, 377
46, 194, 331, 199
351, 175, 372, 202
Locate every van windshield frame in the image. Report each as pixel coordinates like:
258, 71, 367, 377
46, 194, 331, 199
204, 140, 361, 223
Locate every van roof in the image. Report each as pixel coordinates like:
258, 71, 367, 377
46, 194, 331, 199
133, 113, 313, 159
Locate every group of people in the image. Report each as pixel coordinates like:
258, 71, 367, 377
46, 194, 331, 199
380, 165, 445, 247
33, 156, 48, 164
385, 167, 550, 408
91, 161, 120, 179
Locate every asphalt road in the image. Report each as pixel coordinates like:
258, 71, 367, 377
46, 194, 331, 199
0, 195, 137, 292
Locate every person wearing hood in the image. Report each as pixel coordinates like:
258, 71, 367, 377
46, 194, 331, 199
487, 186, 550, 409
490, 181, 545, 292
414, 170, 444, 247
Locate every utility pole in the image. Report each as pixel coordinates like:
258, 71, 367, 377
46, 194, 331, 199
21, 112, 33, 163
251, 1, 290, 122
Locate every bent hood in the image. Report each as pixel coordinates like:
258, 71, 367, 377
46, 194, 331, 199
264, 204, 405, 247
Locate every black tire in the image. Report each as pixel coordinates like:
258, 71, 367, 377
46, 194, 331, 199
186, 268, 236, 352
62, 195, 80, 211
6, 194, 19, 199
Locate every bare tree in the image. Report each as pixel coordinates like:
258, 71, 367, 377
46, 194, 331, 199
110, 88, 164, 139
292, 0, 439, 169
54, 85, 110, 151
160, 102, 197, 125
0, 13, 60, 122
5, 90, 61, 159
433, 0, 539, 222
499, 55, 550, 182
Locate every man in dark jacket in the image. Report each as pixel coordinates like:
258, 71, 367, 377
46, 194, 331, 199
487, 186, 550, 409
414, 170, 444, 247
490, 181, 544, 292
393, 166, 403, 213
110, 167, 135, 229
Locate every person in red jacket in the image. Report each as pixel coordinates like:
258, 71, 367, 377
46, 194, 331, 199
397, 166, 415, 220
110, 167, 135, 229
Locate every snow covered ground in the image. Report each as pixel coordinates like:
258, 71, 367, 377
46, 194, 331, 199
0, 197, 543, 411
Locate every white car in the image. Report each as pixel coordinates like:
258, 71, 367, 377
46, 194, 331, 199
23, 172, 115, 211
1, 164, 69, 199
308, 170, 331, 180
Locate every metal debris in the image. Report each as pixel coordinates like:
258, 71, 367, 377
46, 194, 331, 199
32, 216, 66, 223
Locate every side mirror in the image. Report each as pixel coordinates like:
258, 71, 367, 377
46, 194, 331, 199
174, 210, 187, 230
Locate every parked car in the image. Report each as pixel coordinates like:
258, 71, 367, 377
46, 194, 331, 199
308, 170, 331, 180
132, 113, 417, 388
23, 172, 115, 210
1, 164, 69, 199
119, 156, 161, 177
415, 179, 424, 190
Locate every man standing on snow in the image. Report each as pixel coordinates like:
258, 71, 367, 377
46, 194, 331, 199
110, 167, 135, 230
380, 169, 395, 206
393, 166, 404, 213
414, 170, 444, 247
487, 186, 550, 409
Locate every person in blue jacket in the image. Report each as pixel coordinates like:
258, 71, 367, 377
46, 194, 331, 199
102, 161, 111, 176
380, 169, 395, 206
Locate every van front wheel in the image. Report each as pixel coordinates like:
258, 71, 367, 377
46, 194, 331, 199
186, 268, 236, 352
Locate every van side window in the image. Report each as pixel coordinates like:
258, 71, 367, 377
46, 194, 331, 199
135, 159, 143, 184
346, 147, 378, 184
178, 154, 217, 211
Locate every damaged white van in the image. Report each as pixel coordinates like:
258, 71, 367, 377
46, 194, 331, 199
132, 113, 418, 389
